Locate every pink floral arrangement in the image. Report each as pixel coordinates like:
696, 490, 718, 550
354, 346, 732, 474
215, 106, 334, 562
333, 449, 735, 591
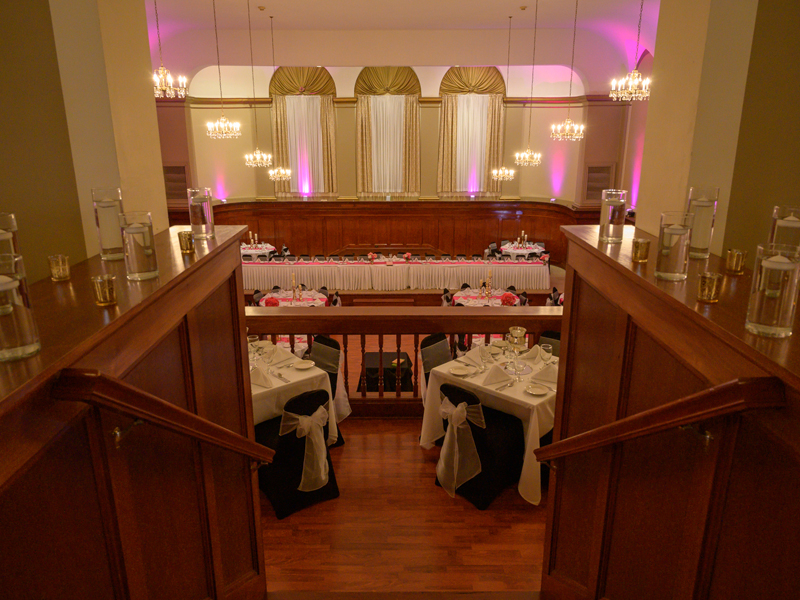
404, 252, 412, 261
367, 252, 376, 261
262, 297, 280, 307
500, 292, 518, 306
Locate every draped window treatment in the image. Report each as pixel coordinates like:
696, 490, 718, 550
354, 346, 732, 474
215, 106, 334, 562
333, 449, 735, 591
437, 67, 506, 197
356, 93, 420, 197
270, 67, 338, 198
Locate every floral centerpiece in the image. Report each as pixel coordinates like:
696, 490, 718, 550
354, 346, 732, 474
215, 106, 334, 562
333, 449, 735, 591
368, 252, 376, 264
500, 292, 518, 306
262, 297, 280, 307
404, 252, 412, 262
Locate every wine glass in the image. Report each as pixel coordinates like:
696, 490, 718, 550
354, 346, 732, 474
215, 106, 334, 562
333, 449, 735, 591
540, 344, 553, 365
479, 345, 492, 371
514, 359, 525, 382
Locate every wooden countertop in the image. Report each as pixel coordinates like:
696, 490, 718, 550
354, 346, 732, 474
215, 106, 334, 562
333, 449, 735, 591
0, 225, 246, 416
562, 224, 800, 391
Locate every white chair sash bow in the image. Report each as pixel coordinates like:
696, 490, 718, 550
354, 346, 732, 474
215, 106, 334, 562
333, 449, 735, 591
436, 396, 486, 498
280, 404, 330, 491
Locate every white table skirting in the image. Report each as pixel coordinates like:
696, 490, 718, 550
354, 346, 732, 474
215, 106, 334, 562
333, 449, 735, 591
243, 260, 550, 292
420, 348, 556, 505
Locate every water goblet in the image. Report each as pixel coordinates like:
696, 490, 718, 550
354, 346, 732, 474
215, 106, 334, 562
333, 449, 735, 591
479, 345, 492, 371
514, 359, 525, 382
540, 344, 553, 365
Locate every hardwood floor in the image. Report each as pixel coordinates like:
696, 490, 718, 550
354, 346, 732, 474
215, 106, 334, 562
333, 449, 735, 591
260, 418, 548, 594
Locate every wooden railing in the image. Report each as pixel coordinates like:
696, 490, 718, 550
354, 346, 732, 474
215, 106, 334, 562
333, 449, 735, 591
535, 377, 785, 462
245, 305, 562, 416
53, 369, 274, 463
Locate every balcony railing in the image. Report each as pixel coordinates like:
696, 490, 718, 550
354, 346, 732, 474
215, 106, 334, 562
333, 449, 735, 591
245, 306, 563, 416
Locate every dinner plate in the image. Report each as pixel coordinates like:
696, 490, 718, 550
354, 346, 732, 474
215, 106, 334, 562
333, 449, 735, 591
294, 360, 315, 369
525, 383, 549, 396
449, 365, 476, 377
491, 340, 509, 348
488, 345, 503, 355
497, 361, 533, 375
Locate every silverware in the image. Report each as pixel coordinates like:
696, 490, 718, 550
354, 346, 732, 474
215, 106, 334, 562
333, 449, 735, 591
269, 369, 290, 383
271, 356, 294, 368
494, 381, 514, 390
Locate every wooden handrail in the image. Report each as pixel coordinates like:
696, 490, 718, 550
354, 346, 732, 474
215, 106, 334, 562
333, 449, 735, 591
52, 369, 274, 464
535, 377, 785, 462
245, 306, 563, 336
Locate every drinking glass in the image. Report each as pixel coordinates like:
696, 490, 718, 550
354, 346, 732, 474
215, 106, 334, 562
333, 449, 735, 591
655, 212, 695, 281
479, 345, 492, 371
48, 255, 70, 281
513, 359, 525, 382
540, 344, 553, 365
769, 206, 800, 248
745, 243, 800, 338
91, 274, 117, 306
92, 187, 124, 260
599, 189, 628, 243
0, 254, 40, 361
120, 211, 158, 281
686, 186, 719, 259
0, 213, 19, 255
188, 188, 215, 240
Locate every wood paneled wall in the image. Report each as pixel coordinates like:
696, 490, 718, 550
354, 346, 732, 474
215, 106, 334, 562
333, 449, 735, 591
206, 200, 599, 265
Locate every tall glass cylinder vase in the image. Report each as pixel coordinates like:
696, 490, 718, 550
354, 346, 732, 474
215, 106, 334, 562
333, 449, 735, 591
768, 206, 800, 248
654, 212, 695, 281
0, 213, 20, 255
686, 186, 719, 259
0, 254, 40, 361
745, 244, 800, 338
120, 211, 159, 281
188, 188, 215, 240
598, 189, 628, 243
92, 187, 124, 260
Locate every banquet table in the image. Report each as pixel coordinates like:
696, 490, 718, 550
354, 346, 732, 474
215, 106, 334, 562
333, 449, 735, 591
452, 289, 521, 306
419, 347, 557, 505
257, 289, 328, 307
249, 343, 343, 444
242, 259, 550, 292
241, 243, 276, 258
501, 243, 544, 260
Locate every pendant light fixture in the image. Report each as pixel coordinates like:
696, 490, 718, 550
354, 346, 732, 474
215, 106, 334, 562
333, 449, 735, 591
206, 0, 241, 139
492, 16, 515, 182
551, 0, 585, 141
610, 0, 651, 101
267, 16, 291, 182
515, 0, 542, 167
151, 0, 187, 98
244, 0, 271, 167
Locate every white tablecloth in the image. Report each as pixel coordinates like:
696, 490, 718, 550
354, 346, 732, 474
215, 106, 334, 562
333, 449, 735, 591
501, 243, 544, 260
242, 259, 550, 292
453, 289, 521, 306
258, 289, 328, 307
241, 243, 276, 257
250, 344, 340, 445
420, 348, 557, 505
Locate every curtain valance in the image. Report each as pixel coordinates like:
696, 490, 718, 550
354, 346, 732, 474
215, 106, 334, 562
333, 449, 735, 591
354, 67, 421, 96
439, 66, 506, 96
269, 67, 336, 97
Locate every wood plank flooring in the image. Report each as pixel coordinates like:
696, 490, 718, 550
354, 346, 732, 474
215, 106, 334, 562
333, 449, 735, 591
260, 418, 548, 594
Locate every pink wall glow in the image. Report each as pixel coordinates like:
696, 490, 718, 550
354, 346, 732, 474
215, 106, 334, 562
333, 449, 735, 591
630, 135, 644, 208
297, 148, 312, 195
549, 146, 566, 197
214, 176, 228, 201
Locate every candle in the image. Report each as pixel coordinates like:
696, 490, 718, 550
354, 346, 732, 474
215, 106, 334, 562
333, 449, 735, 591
254, 233, 258, 243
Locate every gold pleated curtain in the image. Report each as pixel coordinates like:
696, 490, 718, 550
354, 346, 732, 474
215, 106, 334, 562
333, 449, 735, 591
355, 67, 421, 197
270, 67, 338, 198
436, 66, 506, 197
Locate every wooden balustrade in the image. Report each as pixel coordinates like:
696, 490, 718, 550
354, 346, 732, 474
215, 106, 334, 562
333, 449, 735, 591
245, 306, 562, 416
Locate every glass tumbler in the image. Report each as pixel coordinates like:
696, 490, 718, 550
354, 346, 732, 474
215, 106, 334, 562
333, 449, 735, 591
745, 244, 800, 338
120, 211, 159, 281
187, 188, 215, 240
686, 186, 719, 259
92, 187, 124, 260
598, 189, 628, 243
0, 254, 40, 361
655, 212, 695, 281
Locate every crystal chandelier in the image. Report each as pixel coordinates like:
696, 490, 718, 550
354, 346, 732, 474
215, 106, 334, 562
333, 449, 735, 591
492, 167, 515, 182
207, 0, 241, 139
244, 0, 271, 167
551, 0, 585, 141
516, 0, 542, 167
269, 167, 292, 181
492, 16, 515, 182
610, 0, 651, 101
151, 0, 186, 98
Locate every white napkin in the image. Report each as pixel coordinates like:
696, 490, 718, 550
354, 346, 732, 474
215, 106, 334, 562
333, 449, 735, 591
533, 363, 559, 383
520, 345, 541, 363
463, 348, 483, 368
250, 363, 273, 388
483, 364, 513, 386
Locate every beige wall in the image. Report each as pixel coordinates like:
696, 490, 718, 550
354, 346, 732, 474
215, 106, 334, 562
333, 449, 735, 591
336, 105, 357, 197
722, 0, 800, 264
619, 53, 653, 210
419, 105, 439, 197
2, 0, 86, 283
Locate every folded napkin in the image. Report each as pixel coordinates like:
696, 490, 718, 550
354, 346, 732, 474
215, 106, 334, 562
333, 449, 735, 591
250, 363, 273, 388
483, 364, 513, 386
520, 345, 542, 363
533, 363, 559, 383
462, 348, 483, 368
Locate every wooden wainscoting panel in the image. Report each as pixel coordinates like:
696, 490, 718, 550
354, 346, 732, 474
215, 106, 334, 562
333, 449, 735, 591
325, 218, 342, 253
0, 418, 118, 600
601, 428, 702, 600
707, 417, 800, 599
624, 325, 708, 417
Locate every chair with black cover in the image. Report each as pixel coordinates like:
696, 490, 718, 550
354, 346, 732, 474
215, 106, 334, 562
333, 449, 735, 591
329, 291, 342, 307
252, 290, 264, 305
500, 239, 510, 248
435, 383, 525, 510
242, 254, 254, 262
425, 253, 435, 260
312, 255, 325, 262
328, 255, 339, 262
420, 333, 452, 384
456, 254, 467, 261
411, 254, 421, 260
539, 331, 561, 357
299, 254, 310, 262
441, 288, 453, 307
281, 244, 290, 256
358, 254, 368, 261
506, 285, 517, 294
441, 253, 451, 260
518, 291, 529, 306
271, 255, 284, 263
460, 283, 470, 291
319, 286, 328, 297
307, 335, 344, 447
286, 254, 297, 263
257, 254, 269, 262
271, 285, 281, 293
254, 389, 340, 519
472, 254, 482, 261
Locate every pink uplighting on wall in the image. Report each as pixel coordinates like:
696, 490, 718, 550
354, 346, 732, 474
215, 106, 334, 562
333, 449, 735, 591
549, 147, 566, 197
630, 135, 644, 208
468, 171, 479, 194
215, 177, 228, 202
297, 149, 312, 195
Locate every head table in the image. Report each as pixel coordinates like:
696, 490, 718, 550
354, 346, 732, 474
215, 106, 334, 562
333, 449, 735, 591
242, 258, 550, 292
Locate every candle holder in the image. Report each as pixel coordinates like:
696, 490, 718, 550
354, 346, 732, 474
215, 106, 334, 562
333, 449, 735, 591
725, 249, 747, 275
91, 274, 117, 306
697, 272, 723, 303
177, 231, 195, 254
48, 254, 70, 281
632, 238, 650, 263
